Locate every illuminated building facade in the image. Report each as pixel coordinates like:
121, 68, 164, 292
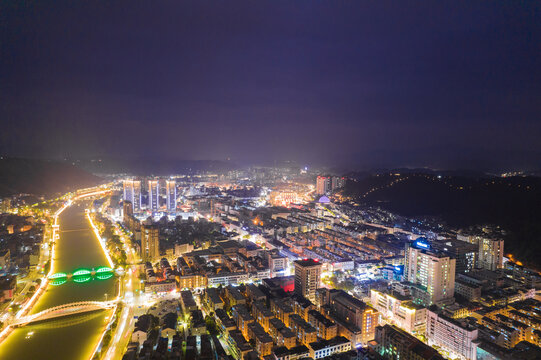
148, 180, 159, 211
270, 191, 300, 207
426, 309, 478, 360
166, 179, 177, 212
478, 237, 504, 271
373, 324, 445, 360
404, 239, 455, 305
123, 180, 141, 212
326, 289, 379, 345
141, 224, 160, 261
370, 289, 427, 334
294, 259, 322, 302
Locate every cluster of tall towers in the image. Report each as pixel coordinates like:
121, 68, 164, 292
123, 179, 177, 212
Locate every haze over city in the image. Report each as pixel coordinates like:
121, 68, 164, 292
1, 1, 540, 170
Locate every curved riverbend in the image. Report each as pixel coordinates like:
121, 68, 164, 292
0, 202, 117, 360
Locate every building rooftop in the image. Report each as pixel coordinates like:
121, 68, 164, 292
294, 258, 322, 267
309, 336, 350, 351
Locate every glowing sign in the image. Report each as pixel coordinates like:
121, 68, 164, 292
414, 239, 430, 249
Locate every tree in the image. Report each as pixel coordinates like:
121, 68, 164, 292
205, 316, 218, 335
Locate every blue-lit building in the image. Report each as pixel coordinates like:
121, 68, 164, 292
404, 238, 456, 306
166, 179, 177, 212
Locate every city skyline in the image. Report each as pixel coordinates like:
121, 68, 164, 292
0, 2, 540, 360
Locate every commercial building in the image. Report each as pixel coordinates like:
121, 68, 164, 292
148, 180, 159, 211
426, 308, 478, 360
370, 289, 427, 334
123, 180, 141, 212
141, 224, 160, 262
294, 258, 322, 302
166, 179, 176, 212
404, 238, 455, 305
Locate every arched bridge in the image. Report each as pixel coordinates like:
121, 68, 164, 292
11, 300, 118, 327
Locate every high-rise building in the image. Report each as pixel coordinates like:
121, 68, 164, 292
426, 309, 478, 360
432, 239, 478, 274
404, 238, 456, 306
141, 224, 160, 262
456, 232, 504, 271
166, 179, 177, 212
316, 176, 346, 196
148, 180, 159, 211
331, 176, 346, 190
123, 180, 142, 212
321, 289, 379, 345
294, 259, 322, 301
316, 176, 331, 195
477, 237, 504, 271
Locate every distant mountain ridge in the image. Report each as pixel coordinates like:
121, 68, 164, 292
0, 157, 102, 197
74, 157, 239, 176
343, 173, 541, 269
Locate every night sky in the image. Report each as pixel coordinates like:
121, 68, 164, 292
1, 1, 540, 170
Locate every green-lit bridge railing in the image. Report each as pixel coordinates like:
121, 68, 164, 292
47, 266, 116, 285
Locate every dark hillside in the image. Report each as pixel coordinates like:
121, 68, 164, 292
0, 158, 102, 197
343, 174, 541, 269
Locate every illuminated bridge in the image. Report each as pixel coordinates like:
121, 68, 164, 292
11, 300, 118, 327
48, 266, 116, 285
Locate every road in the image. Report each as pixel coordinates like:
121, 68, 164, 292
102, 219, 147, 360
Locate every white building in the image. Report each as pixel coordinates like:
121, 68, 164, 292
426, 309, 478, 360
370, 289, 426, 334
404, 239, 455, 305
268, 252, 287, 277
207, 272, 249, 287
308, 336, 351, 359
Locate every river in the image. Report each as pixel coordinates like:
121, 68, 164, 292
0, 202, 117, 360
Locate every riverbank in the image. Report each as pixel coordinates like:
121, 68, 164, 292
0, 202, 117, 360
